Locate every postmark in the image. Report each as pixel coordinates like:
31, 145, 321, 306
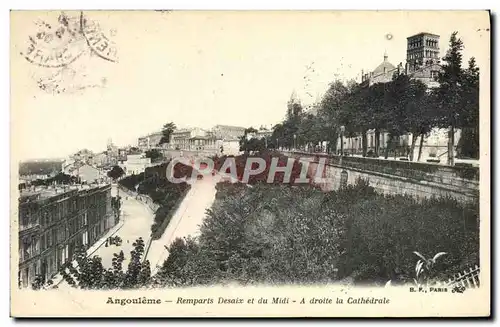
80, 12, 119, 63
21, 13, 88, 68
20, 11, 118, 94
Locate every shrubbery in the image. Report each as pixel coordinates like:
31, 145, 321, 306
213, 152, 305, 185
119, 160, 192, 237
155, 179, 479, 287
58, 238, 151, 290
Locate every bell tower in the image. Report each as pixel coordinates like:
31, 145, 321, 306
406, 32, 440, 73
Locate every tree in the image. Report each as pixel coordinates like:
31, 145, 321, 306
111, 196, 122, 222
239, 127, 266, 153
457, 57, 480, 158
159, 122, 177, 145
297, 113, 323, 151
145, 149, 163, 162
434, 32, 466, 165
338, 83, 370, 156
59, 238, 151, 289
108, 165, 125, 197
317, 80, 351, 153
287, 92, 303, 122
107, 165, 125, 181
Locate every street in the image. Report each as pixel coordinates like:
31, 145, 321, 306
56, 176, 218, 288
55, 185, 155, 289
91, 185, 156, 269
146, 174, 218, 275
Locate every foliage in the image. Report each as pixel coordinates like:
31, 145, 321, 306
239, 127, 267, 153
159, 122, 177, 145
145, 149, 163, 162
119, 160, 192, 236
270, 32, 479, 161
155, 180, 479, 287
413, 251, 447, 286
111, 196, 121, 221
107, 165, 125, 181
212, 153, 305, 185
59, 238, 151, 289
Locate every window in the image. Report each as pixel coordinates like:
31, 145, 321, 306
41, 234, 46, 251
31, 235, 38, 256
22, 237, 30, 261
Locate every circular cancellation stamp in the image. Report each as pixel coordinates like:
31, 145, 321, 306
21, 12, 88, 68
20, 11, 118, 94
80, 12, 118, 63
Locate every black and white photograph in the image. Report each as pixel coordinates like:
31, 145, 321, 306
9, 10, 490, 317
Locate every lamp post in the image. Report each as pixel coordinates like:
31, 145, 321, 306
340, 125, 345, 166
276, 138, 279, 150
293, 134, 297, 151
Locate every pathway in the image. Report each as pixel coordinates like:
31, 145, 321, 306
146, 174, 218, 275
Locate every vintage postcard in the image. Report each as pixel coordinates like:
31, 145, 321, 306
10, 10, 490, 317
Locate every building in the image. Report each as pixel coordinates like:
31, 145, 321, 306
220, 139, 241, 156
189, 135, 218, 152
339, 32, 459, 162
169, 128, 214, 151
406, 32, 440, 72
18, 184, 114, 288
169, 128, 194, 150
123, 153, 152, 175
361, 52, 403, 86
104, 141, 120, 167
247, 127, 273, 140
19, 159, 65, 182
91, 152, 108, 168
406, 32, 442, 88
66, 163, 103, 184
211, 125, 246, 140
138, 131, 163, 151
72, 149, 94, 165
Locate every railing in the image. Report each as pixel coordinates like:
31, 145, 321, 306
441, 265, 480, 290
284, 150, 479, 191
19, 221, 40, 232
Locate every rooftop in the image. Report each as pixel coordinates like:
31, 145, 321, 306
190, 135, 216, 140
172, 128, 194, 134
19, 183, 110, 203
213, 124, 246, 130
19, 160, 65, 176
371, 53, 396, 76
139, 131, 163, 139
407, 32, 440, 39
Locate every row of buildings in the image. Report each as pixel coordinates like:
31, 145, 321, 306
338, 32, 460, 162
18, 183, 115, 288
137, 124, 253, 156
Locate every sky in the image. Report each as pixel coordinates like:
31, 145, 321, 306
10, 11, 489, 161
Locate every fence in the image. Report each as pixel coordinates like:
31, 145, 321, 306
438, 265, 480, 290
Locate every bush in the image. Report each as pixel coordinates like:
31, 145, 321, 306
213, 153, 306, 186
155, 179, 479, 287
59, 238, 151, 289
119, 160, 192, 238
